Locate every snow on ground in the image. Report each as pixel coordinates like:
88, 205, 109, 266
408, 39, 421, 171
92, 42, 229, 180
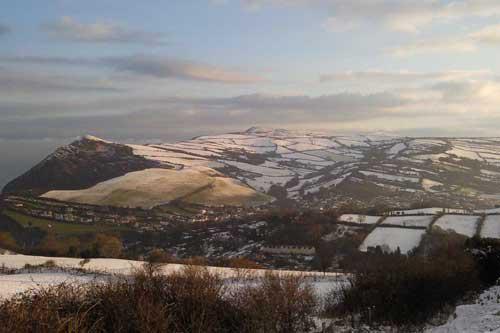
244, 175, 295, 192
0, 255, 344, 299
359, 227, 426, 254
433, 215, 480, 237
303, 173, 351, 194
0, 255, 340, 279
0, 272, 99, 299
480, 215, 500, 239
426, 285, 500, 333
281, 152, 326, 162
223, 160, 294, 177
360, 170, 420, 183
446, 147, 483, 161
389, 208, 467, 215
338, 214, 381, 225
422, 178, 443, 192
382, 215, 434, 228
387, 142, 407, 158
476, 208, 500, 214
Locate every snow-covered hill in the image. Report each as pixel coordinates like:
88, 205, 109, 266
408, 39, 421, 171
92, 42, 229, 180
6, 127, 500, 209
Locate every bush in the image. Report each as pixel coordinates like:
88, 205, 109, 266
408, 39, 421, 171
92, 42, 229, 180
0, 265, 318, 333
326, 250, 480, 325
466, 237, 500, 285
236, 273, 317, 333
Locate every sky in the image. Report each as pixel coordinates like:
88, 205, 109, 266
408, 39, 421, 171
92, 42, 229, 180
2, 0, 500, 187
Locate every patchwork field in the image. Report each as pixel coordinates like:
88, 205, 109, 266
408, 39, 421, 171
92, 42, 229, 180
382, 215, 434, 228
359, 227, 426, 254
433, 215, 480, 237
338, 214, 381, 225
480, 215, 500, 239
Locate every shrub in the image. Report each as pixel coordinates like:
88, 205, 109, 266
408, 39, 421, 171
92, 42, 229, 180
0, 265, 318, 333
326, 250, 479, 325
236, 273, 317, 333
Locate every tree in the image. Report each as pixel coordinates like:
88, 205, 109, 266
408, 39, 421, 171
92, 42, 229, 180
314, 242, 336, 273
147, 248, 172, 264
37, 232, 61, 256
0, 232, 18, 251
95, 234, 123, 258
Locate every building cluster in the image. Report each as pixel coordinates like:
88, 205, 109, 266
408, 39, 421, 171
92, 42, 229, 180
260, 245, 316, 256
3, 196, 186, 231
2, 196, 271, 233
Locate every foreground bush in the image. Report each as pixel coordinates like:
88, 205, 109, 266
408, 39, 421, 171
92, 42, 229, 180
0, 266, 317, 333
237, 273, 317, 332
326, 250, 480, 326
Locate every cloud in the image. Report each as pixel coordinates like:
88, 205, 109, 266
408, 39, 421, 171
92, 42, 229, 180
0, 24, 11, 36
0, 91, 407, 135
0, 54, 264, 84
42, 16, 166, 45
432, 80, 500, 104
390, 38, 477, 57
240, 0, 500, 33
319, 70, 490, 83
103, 55, 265, 83
390, 22, 500, 57
0, 68, 121, 93
470, 24, 500, 44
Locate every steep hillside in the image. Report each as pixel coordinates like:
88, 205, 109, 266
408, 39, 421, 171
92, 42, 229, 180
2, 136, 162, 195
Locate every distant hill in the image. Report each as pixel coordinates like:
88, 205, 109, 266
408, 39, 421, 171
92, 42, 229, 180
5, 127, 500, 209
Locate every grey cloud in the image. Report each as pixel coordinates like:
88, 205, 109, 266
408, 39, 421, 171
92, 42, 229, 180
42, 16, 166, 45
0, 55, 95, 66
103, 55, 264, 83
0, 92, 408, 139
431, 80, 500, 104
0, 54, 264, 84
0, 24, 10, 36
0, 69, 122, 94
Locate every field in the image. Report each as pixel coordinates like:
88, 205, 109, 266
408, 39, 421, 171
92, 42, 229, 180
0, 254, 343, 299
42, 167, 270, 209
338, 214, 381, 225
359, 227, 426, 254
433, 215, 480, 237
382, 215, 434, 228
480, 215, 500, 239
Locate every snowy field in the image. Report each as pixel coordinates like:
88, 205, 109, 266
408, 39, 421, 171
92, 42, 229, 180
338, 214, 381, 225
0, 254, 344, 299
0, 272, 100, 299
389, 208, 469, 215
433, 215, 480, 237
480, 215, 500, 239
359, 227, 426, 254
382, 215, 434, 228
